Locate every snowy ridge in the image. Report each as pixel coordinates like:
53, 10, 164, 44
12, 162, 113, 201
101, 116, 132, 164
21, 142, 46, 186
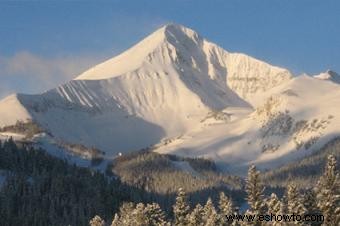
1, 23, 338, 174
156, 75, 340, 175
76, 24, 292, 102
0, 94, 32, 126
313, 70, 340, 84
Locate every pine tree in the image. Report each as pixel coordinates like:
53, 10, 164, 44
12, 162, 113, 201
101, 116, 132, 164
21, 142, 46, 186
187, 203, 205, 226
315, 155, 340, 225
111, 213, 120, 226
89, 215, 105, 226
117, 202, 136, 225
266, 193, 282, 226
219, 192, 235, 225
280, 195, 288, 212
287, 183, 306, 225
173, 188, 190, 226
145, 203, 168, 226
302, 190, 319, 217
203, 198, 219, 226
219, 192, 234, 216
245, 165, 265, 225
133, 203, 149, 226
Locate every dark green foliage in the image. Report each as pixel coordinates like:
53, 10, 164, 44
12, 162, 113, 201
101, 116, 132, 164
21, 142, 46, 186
110, 150, 242, 193
262, 137, 340, 188
315, 155, 340, 224
104, 156, 339, 226
0, 139, 129, 226
0, 140, 244, 225
109, 150, 244, 212
57, 141, 105, 162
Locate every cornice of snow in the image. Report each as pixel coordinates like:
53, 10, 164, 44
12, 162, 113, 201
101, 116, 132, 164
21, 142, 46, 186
313, 70, 340, 84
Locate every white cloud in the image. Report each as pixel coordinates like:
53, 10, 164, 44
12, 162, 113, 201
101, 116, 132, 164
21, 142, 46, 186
0, 51, 106, 98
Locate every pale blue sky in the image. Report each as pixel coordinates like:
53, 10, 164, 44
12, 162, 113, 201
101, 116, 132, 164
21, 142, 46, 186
0, 0, 339, 98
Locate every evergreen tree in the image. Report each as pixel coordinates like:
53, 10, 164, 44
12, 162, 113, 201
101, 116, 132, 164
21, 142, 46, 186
116, 202, 136, 225
245, 165, 265, 226
315, 155, 340, 225
302, 190, 319, 216
278, 195, 288, 226
219, 192, 234, 216
219, 192, 235, 225
173, 188, 190, 226
187, 203, 205, 226
287, 183, 306, 225
144, 203, 168, 226
89, 215, 105, 226
133, 203, 148, 226
110, 213, 120, 226
266, 193, 282, 226
203, 198, 220, 226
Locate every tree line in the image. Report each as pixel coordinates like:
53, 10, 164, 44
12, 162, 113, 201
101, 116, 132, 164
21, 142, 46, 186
90, 155, 339, 226
0, 138, 338, 225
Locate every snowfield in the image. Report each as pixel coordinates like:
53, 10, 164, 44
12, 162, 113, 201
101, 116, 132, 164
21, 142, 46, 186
0, 24, 339, 175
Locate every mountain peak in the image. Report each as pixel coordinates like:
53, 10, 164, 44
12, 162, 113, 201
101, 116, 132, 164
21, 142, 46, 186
74, 23, 292, 102
163, 23, 201, 39
326, 69, 339, 77
160, 23, 198, 35
75, 23, 202, 81
314, 69, 340, 84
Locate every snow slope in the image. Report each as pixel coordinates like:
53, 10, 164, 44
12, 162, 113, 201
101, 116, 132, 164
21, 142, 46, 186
76, 24, 292, 103
0, 94, 32, 126
1, 23, 337, 174
155, 75, 340, 175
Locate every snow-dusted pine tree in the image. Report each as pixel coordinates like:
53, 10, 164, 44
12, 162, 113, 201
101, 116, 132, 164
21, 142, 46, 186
287, 183, 306, 225
203, 198, 220, 226
145, 203, 168, 226
267, 193, 281, 215
110, 213, 120, 226
219, 192, 235, 225
133, 203, 148, 226
245, 165, 265, 217
89, 215, 105, 226
315, 155, 340, 225
219, 192, 234, 216
173, 188, 190, 226
116, 202, 135, 225
266, 193, 282, 226
187, 203, 205, 226
302, 190, 319, 217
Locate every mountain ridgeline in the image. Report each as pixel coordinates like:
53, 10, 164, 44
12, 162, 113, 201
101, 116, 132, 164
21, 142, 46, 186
0, 25, 339, 174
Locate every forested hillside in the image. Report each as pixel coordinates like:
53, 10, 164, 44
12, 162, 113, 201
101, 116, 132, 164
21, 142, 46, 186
92, 155, 339, 226
108, 150, 244, 212
0, 139, 244, 226
262, 137, 340, 188
0, 138, 132, 226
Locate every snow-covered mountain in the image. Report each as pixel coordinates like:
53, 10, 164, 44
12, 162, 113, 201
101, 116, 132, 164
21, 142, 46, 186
156, 74, 340, 174
0, 24, 339, 174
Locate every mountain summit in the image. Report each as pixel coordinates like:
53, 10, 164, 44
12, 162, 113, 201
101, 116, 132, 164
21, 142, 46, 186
2, 24, 339, 173
75, 24, 202, 80
76, 24, 292, 101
